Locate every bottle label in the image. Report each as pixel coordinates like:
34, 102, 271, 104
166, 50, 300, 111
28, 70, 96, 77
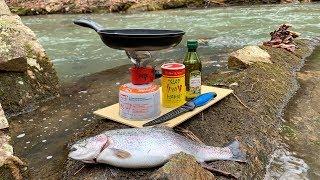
188, 70, 201, 97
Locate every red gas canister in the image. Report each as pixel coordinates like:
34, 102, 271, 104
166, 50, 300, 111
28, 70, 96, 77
130, 66, 155, 85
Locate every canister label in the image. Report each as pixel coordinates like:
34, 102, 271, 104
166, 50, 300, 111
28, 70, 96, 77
119, 83, 160, 120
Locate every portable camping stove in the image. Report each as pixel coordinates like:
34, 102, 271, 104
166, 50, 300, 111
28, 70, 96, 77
74, 18, 185, 119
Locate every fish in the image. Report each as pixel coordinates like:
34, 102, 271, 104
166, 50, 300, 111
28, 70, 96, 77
68, 127, 246, 168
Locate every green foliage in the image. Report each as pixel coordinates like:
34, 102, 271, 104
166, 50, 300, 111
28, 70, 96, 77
281, 125, 296, 138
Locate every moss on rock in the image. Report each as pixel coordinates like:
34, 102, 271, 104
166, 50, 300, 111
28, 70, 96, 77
281, 125, 297, 138
9, 7, 35, 16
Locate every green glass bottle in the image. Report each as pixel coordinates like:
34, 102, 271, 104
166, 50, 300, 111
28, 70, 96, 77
183, 40, 202, 100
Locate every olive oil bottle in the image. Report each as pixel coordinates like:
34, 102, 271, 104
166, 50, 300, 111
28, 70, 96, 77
183, 40, 202, 100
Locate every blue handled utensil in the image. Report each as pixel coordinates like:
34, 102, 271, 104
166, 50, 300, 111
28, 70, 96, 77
143, 92, 217, 127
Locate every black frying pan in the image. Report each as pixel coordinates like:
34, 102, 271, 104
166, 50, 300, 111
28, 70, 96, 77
73, 19, 185, 51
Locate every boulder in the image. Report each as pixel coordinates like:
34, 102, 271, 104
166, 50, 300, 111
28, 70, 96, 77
0, 15, 28, 72
0, 0, 59, 115
280, 0, 300, 3
0, 132, 13, 166
0, 104, 8, 129
45, 0, 64, 13
228, 45, 272, 69
0, 0, 11, 15
150, 152, 215, 180
0, 131, 25, 179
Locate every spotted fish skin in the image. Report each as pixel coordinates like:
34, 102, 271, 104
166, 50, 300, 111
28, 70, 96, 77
69, 127, 246, 168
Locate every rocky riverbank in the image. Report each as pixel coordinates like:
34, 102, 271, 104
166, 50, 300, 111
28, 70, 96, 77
0, 6, 318, 176
1, 25, 318, 178
1, 0, 320, 178
0, 1, 59, 178
0, 0, 59, 116
282, 45, 320, 178
4, 0, 316, 16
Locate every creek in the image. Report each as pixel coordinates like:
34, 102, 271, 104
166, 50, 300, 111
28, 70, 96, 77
21, 3, 320, 82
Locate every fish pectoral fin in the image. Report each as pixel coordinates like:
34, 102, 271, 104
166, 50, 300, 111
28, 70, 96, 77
110, 148, 131, 159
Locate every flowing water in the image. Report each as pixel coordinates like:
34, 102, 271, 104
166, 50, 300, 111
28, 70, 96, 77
21, 3, 320, 82
9, 3, 320, 179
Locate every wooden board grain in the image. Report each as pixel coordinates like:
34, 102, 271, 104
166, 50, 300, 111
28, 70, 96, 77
94, 85, 233, 128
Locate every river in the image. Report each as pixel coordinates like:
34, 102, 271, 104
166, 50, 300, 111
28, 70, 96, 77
21, 3, 320, 82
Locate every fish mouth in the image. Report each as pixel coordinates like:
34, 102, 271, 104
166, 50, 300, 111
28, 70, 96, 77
68, 146, 101, 164
68, 135, 110, 163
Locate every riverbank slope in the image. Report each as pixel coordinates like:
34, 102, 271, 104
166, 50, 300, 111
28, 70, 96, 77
282, 46, 320, 178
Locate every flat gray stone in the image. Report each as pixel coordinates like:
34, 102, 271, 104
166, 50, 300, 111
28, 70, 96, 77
228, 45, 272, 69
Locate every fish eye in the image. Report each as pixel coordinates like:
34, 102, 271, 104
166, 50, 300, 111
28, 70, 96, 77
70, 147, 77, 152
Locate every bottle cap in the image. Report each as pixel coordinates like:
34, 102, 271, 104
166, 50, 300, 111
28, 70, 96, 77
161, 63, 185, 77
187, 40, 198, 49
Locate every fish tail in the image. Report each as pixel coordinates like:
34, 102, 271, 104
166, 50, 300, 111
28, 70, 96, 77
226, 140, 246, 163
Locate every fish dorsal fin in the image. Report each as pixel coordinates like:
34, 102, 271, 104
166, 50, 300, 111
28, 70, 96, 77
110, 148, 131, 159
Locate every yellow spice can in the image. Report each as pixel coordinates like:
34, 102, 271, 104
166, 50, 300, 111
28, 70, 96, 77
161, 63, 186, 108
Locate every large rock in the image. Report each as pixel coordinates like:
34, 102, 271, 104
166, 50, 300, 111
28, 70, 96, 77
150, 152, 215, 180
0, 0, 11, 15
280, 0, 300, 3
0, 130, 25, 179
0, 104, 8, 129
45, 0, 64, 13
0, 132, 12, 167
0, 0, 59, 115
0, 15, 28, 72
228, 45, 272, 69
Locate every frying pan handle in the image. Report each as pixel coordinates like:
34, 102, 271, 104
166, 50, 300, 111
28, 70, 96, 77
73, 18, 104, 32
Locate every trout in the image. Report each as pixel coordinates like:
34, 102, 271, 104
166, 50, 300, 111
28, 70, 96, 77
68, 127, 246, 168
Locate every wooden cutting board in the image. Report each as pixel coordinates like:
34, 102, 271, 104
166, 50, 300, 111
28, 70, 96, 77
94, 85, 233, 128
